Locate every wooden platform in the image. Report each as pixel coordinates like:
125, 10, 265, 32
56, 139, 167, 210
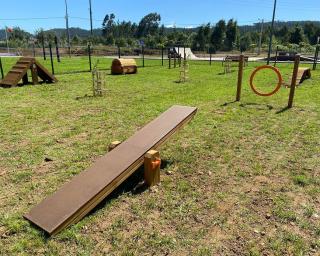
24, 105, 197, 235
0, 57, 57, 87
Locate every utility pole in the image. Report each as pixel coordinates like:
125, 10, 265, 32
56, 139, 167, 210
258, 19, 264, 55
89, 0, 93, 36
64, 0, 71, 57
267, 0, 277, 65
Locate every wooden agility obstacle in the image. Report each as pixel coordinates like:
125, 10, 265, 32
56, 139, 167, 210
24, 105, 197, 235
0, 57, 57, 88
292, 67, 311, 87
236, 54, 301, 108
111, 58, 137, 75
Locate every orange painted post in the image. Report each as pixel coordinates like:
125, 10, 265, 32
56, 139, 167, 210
144, 150, 161, 187
236, 55, 245, 101
288, 54, 300, 108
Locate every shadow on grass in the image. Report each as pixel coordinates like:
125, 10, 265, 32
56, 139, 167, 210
221, 100, 237, 106
275, 106, 290, 114
239, 102, 274, 110
89, 158, 172, 212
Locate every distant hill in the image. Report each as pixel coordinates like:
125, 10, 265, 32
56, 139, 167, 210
45, 27, 102, 38
239, 20, 320, 33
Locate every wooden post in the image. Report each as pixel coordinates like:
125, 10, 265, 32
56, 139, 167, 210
169, 50, 171, 69
31, 63, 39, 85
108, 141, 122, 152
118, 46, 121, 59
288, 54, 300, 108
174, 53, 176, 68
144, 150, 161, 187
236, 55, 245, 101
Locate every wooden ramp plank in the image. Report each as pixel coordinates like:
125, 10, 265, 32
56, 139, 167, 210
24, 105, 197, 235
35, 60, 57, 83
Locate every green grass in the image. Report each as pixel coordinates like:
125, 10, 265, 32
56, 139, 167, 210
0, 57, 319, 255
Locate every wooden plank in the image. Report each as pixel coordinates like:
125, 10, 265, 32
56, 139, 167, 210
24, 105, 197, 235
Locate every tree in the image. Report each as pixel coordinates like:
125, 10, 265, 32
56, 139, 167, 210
225, 19, 238, 50
192, 23, 211, 51
211, 20, 226, 52
289, 26, 305, 44
276, 25, 290, 44
239, 33, 252, 52
136, 13, 161, 38
102, 13, 116, 37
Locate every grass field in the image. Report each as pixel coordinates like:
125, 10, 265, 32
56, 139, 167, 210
0, 57, 319, 255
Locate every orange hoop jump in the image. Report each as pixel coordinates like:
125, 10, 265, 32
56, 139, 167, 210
250, 65, 283, 97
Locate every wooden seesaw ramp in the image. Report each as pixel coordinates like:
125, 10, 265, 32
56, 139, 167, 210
24, 105, 197, 235
0, 57, 57, 87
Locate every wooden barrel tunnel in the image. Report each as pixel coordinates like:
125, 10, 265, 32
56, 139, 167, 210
111, 58, 137, 75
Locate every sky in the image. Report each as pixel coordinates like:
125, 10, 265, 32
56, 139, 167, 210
0, 0, 319, 33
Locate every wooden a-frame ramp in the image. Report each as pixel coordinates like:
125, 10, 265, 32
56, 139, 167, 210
296, 67, 311, 85
24, 105, 197, 235
0, 57, 57, 88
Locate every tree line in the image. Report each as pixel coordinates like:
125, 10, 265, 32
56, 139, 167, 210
0, 12, 319, 53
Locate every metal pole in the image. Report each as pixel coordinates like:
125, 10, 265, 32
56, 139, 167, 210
32, 42, 36, 57
65, 0, 71, 58
142, 45, 145, 67
161, 46, 164, 66
118, 45, 120, 58
42, 35, 46, 60
5, 28, 9, 54
89, 0, 93, 36
267, 0, 277, 65
169, 49, 171, 69
313, 45, 319, 70
274, 45, 279, 67
0, 57, 4, 79
55, 36, 61, 62
88, 43, 92, 71
258, 19, 264, 55
49, 43, 55, 75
